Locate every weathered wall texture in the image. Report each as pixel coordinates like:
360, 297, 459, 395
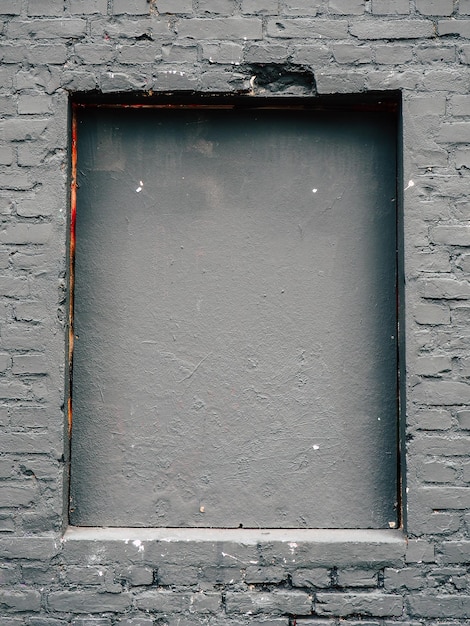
0, 0, 470, 624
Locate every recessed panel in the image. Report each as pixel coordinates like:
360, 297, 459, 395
70, 106, 398, 528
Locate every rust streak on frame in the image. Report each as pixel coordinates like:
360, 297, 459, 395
68, 107, 78, 439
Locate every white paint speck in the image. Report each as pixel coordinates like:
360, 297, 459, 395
133, 539, 144, 552
312, 188, 318, 193
312, 444, 320, 450
388, 521, 396, 528
136, 180, 143, 193
404, 180, 414, 191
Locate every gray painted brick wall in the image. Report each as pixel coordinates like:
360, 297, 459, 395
0, 0, 469, 623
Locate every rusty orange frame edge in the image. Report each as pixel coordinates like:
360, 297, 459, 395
68, 108, 78, 439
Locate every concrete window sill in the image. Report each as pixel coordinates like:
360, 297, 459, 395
63, 527, 406, 567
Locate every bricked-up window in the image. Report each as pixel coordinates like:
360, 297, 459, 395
69, 100, 399, 529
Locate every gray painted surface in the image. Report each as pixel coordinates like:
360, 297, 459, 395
70, 107, 397, 528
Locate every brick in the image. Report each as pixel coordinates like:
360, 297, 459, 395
0, 589, 41, 612
416, 485, 470, 508
13, 301, 48, 322
178, 17, 262, 40
135, 591, 190, 612
416, 44, 456, 62
156, 0, 193, 12
329, 0, 364, 14
416, 0, 454, 15
332, 43, 372, 63
419, 460, 457, 482
27, 0, 64, 16
458, 357, 470, 377
455, 149, 470, 169
0, 431, 54, 454
0, 147, 13, 166
191, 592, 221, 613
0, 566, 18, 586
161, 43, 197, 63
112, 0, 150, 15
0, 276, 29, 297
12, 354, 48, 375
419, 277, 470, 299
157, 564, 198, 585
72, 619, 112, 626
66, 567, 107, 585
24, 43, 68, 64
0, 482, 40, 508
202, 43, 243, 64
0, 516, 15, 534
118, 566, 153, 586
18, 95, 52, 115
74, 43, 115, 64
408, 594, 470, 618
337, 568, 378, 588
283, 0, 321, 15
0, 172, 33, 190
414, 380, 470, 405
0, 537, 58, 559
414, 303, 451, 325
291, 45, 332, 65
384, 568, 424, 591
0, 353, 11, 372
375, 44, 412, 64
225, 591, 312, 615
291, 568, 331, 588
242, 0, 278, 14
47, 592, 132, 613
70, 0, 108, 13
0, 94, 16, 117
315, 592, 403, 617
6, 19, 87, 39
245, 566, 286, 584
116, 619, 154, 626
267, 18, 348, 38
431, 225, 470, 245
91, 17, 170, 38
99, 71, 149, 93
0, 223, 53, 245
198, 0, 237, 15
461, 43, 470, 63
22, 564, 59, 585
0, 119, 48, 141
457, 409, 470, 429
0, 0, 20, 14
0, 460, 13, 478
155, 70, 198, 90
200, 566, 243, 583
371, 0, 410, 14
463, 461, 470, 480
0, 44, 34, 64
118, 43, 161, 64
18, 457, 59, 481
316, 70, 367, 93
405, 540, 435, 564
198, 69, 245, 91
420, 69, 470, 92
350, 20, 434, 39
0, 380, 30, 399
438, 19, 470, 36
414, 355, 451, 375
